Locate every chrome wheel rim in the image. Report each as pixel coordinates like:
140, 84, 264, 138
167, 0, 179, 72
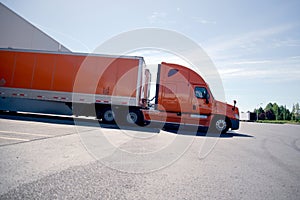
104, 110, 114, 122
127, 112, 138, 124
216, 119, 226, 132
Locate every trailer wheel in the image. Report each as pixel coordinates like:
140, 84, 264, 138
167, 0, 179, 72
211, 116, 229, 134
126, 109, 143, 125
102, 108, 115, 123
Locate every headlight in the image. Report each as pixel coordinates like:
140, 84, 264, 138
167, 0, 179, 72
234, 114, 239, 119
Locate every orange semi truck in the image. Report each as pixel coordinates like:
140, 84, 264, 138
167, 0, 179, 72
0, 48, 239, 133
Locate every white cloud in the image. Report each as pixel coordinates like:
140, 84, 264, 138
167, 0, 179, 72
201, 24, 300, 83
272, 38, 300, 48
147, 12, 167, 24
192, 17, 216, 25
129, 49, 191, 68
230, 60, 272, 65
217, 56, 300, 82
206, 24, 295, 55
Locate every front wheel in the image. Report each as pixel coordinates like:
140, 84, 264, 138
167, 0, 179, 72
210, 116, 229, 134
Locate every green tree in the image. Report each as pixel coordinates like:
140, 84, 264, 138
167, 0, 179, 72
256, 102, 293, 121
254, 102, 297, 121
265, 103, 275, 120
259, 112, 266, 120
285, 109, 291, 120
293, 103, 300, 121
265, 103, 273, 112
265, 109, 275, 120
278, 105, 285, 120
273, 103, 279, 120
258, 107, 264, 114
254, 107, 265, 120
292, 104, 295, 120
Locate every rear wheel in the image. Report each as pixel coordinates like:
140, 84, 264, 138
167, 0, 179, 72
126, 109, 143, 125
102, 108, 115, 123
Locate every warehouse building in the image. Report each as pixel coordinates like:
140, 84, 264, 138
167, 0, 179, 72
0, 2, 70, 52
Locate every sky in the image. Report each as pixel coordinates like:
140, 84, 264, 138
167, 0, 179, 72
1, 0, 300, 112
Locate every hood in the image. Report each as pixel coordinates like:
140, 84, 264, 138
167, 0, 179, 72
214, 100, 239, 119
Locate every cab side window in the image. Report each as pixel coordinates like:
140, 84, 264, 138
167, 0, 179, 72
194, 87, 209, 99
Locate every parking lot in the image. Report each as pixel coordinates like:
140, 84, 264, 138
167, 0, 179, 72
0, 113, 299, 199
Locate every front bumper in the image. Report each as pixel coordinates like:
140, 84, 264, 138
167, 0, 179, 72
230, 119, 240, 130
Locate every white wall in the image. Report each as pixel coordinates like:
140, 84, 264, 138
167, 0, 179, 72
0, 3, 70, 52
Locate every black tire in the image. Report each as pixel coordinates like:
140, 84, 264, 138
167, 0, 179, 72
101, 107, 115, 124
126, 109, 143, 125
210, 116, 229, 134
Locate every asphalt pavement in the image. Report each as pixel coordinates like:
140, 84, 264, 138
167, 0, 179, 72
0, 113, 299, 199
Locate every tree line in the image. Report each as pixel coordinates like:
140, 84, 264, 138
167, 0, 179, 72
254, 102, 300, 121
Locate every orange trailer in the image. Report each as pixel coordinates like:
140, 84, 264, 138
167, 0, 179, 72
0, 48, 148, 123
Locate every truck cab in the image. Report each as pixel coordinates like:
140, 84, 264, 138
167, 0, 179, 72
143, 62, 239, 133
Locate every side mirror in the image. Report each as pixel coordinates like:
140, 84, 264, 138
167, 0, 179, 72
232, 100, 237, 110
205, 93, 210, 104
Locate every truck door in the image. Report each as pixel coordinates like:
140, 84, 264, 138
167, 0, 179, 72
192, 86, 212, 114
184, 86, 212, 125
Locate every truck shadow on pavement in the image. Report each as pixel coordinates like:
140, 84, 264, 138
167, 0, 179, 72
218, 132, 253, 138
0, 112, 252, 138
0, 112, 160, 133
163, 127, 253, 138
